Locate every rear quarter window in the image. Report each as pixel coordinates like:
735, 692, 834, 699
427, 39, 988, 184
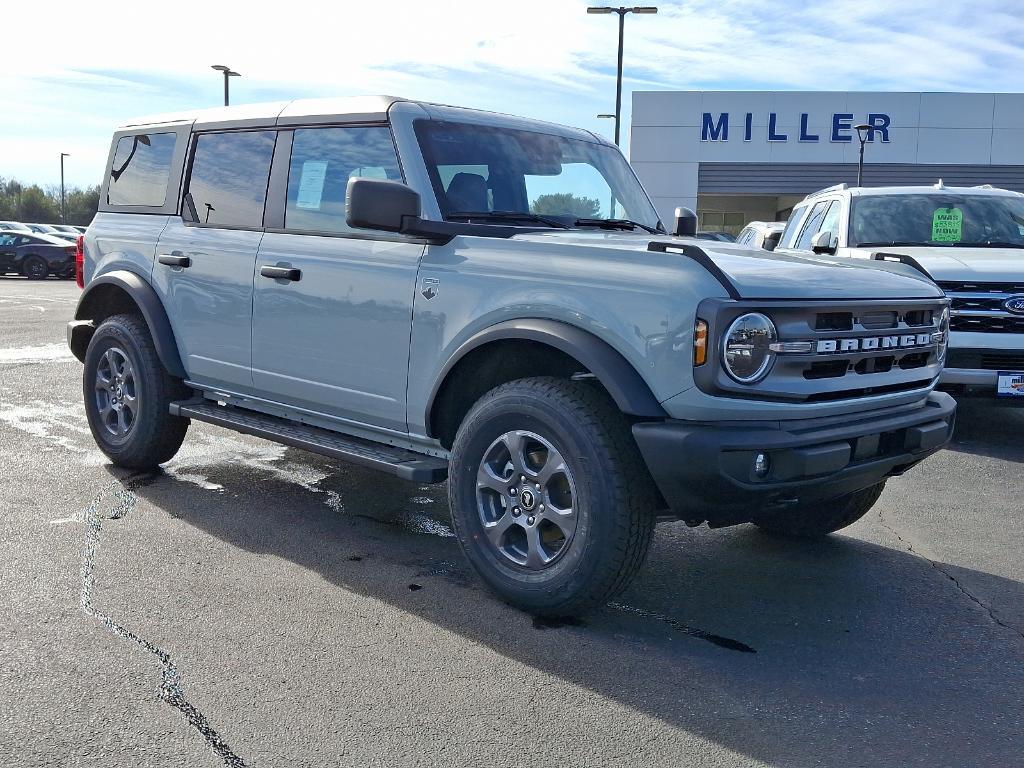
107, 132, 177, 207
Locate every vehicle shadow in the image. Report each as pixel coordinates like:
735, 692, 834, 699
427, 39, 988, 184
946, 397, 1024, 461
114, 451, 1024, 768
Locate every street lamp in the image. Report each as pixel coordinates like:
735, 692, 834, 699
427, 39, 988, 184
60, 153, 70, 224
211, 64, 241, 107
854, 123, 871, 187
587, 6, 658, 146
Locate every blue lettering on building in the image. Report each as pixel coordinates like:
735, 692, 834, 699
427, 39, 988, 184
701, 112, 729, 141
698, 111, 891, 143
768, 113, 787, 141
799, 113, 819, 142
831, 113, 854, 142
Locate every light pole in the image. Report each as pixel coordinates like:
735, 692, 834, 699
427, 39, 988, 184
587, 6, 658, 146
211, 65, 241, 107
60, 153, 70, 224
854, 123, 871, 187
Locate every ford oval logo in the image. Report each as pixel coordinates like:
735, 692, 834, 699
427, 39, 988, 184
1004, 296, 1024, 315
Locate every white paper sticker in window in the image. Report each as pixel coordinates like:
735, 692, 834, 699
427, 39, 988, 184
296, 161, 328, 210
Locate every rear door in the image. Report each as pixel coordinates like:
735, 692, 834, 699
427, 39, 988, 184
0, 235, 17, 271
251, 125, 424, 432
152, 130, 277, 391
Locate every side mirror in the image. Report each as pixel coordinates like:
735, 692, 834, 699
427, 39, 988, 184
811, 230, 836, 254
346, 178, 422, 233
763, 231, 781, 252
673, 206, 697, 237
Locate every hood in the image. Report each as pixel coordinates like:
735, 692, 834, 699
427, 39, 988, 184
849, 246, 1024, 284
512, 231, 943, 300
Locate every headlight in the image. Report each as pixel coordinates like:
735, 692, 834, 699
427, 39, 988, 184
936, 306, 950, 364
722, 313, 777, 384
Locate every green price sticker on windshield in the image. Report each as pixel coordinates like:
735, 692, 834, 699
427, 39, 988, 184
932, 207, 963, 242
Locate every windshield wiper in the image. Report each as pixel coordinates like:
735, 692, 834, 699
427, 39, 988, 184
573, 217, 661, 234
856, 241, 933, 248
954, 241, 1024, 248
446, 211, 570, 229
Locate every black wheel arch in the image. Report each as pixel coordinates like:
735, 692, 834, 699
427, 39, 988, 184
71, 270, 186, 378
426, 318, 666, 444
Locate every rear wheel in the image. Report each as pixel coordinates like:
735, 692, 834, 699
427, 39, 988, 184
753, 482, 885, 538
22, 256, 48, 280
83, 313, 190, 468
448, 377, 658, 617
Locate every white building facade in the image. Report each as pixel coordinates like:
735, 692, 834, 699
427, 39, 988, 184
629, 91, 1024, 235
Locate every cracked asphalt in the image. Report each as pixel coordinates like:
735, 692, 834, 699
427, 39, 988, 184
1, 278, 1022, 768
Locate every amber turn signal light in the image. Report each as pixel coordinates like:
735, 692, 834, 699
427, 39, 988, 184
694, 319, 708, 366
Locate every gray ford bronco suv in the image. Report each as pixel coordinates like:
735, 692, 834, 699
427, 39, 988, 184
69, 97, 955, 616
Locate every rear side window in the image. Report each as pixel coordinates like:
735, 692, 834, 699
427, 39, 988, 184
184, 131, 277, 228
107, 132, 177, 206
284, 126, 402, 234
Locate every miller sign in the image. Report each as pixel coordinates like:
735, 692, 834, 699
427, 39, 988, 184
701, 112, 892, 143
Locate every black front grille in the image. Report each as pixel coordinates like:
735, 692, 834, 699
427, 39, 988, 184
938, 281, 1024, 294
946, 349, 1024, 370
950, 316, 1024, 334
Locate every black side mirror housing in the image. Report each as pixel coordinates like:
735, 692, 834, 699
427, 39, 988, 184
346, 178, 422, 232
673, 207, 698, 237
763, 231, 781, 252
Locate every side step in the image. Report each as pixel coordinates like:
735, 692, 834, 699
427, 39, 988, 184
170, 400, 448, 483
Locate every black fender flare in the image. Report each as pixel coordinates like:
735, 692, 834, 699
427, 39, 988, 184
73, 270, 186, 378
425, 318, 667, 432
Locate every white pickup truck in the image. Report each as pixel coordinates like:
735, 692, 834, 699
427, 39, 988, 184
776, 183, 1024, 400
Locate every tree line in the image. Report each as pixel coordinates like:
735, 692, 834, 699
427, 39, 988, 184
0, 177, 100, 226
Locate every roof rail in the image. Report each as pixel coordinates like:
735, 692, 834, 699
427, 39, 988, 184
973, 184, 994, 189
803, 183, 848, 200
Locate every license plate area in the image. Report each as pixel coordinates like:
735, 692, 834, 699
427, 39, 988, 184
996, 371, 1024, 397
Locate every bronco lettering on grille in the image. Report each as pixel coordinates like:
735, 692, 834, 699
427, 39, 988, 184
816, 334, 934, 354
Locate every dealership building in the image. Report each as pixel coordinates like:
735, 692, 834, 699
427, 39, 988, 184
629, 91, 1024, 234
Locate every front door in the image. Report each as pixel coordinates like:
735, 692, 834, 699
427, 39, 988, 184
152, 129, 277, 392
251, 125, 422, 432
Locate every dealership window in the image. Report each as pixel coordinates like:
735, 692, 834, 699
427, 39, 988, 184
107, 132, 177, 207
697, 210, 745, 236
184, 131, 277, 228
285, 126, 403, 234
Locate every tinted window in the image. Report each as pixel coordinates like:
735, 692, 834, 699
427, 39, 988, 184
285, 126, 402, 234
818, 201, 841, 243
107, 132, 177, 207
795, 201, 830, 250
850, 193, 1024, 247
185, 131, 276, 228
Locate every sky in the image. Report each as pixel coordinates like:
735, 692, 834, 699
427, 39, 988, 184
2, 0, 1023, 189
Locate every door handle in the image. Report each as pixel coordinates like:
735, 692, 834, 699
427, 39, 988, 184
158, 254, 191, 268
260, 265, 301, 281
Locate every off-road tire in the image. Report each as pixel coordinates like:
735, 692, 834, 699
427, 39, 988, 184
22, 256, 48, 280
83, 313, 190, 468
754, 482, 886, 538
448, 377, 659, 617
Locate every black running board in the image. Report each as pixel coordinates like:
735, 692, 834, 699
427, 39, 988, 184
170, 400, 448, 483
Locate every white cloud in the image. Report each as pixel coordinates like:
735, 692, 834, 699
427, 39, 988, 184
2, 0, 1023, 186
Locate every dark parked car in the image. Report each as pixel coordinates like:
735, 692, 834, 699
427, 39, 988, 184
0, 230, 77, 279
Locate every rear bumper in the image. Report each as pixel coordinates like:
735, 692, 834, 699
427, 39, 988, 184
633, 391, 956, 525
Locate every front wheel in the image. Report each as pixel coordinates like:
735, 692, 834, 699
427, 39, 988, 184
753, 482, 886, 538
83, 313, 190, 468
22, 256, 48, 280
448, 377, 658, 617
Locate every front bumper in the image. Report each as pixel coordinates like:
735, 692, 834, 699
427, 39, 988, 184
633, 391, 956, 525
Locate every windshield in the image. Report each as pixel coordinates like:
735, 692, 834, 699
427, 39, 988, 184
414, 120, 662, 231
851, 193, 1024, 248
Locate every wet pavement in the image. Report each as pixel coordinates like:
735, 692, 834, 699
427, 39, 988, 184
1, 277, 1022, 767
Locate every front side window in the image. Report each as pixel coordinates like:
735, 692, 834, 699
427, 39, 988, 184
184, 131, 277, 228
285, 126, 402, 234
107, 132, 177, 207
794, 201, 831, 251
851, 193, 1024, 249
818, 200, 841, 243
779, 205, 807, 249
415, 120, 662, 231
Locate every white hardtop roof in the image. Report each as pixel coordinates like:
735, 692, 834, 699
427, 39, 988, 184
117, 95, 608, 144
805, 182, 1022, 201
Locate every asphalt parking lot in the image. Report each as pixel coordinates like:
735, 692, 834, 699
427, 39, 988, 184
1, 277, 1022, 768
